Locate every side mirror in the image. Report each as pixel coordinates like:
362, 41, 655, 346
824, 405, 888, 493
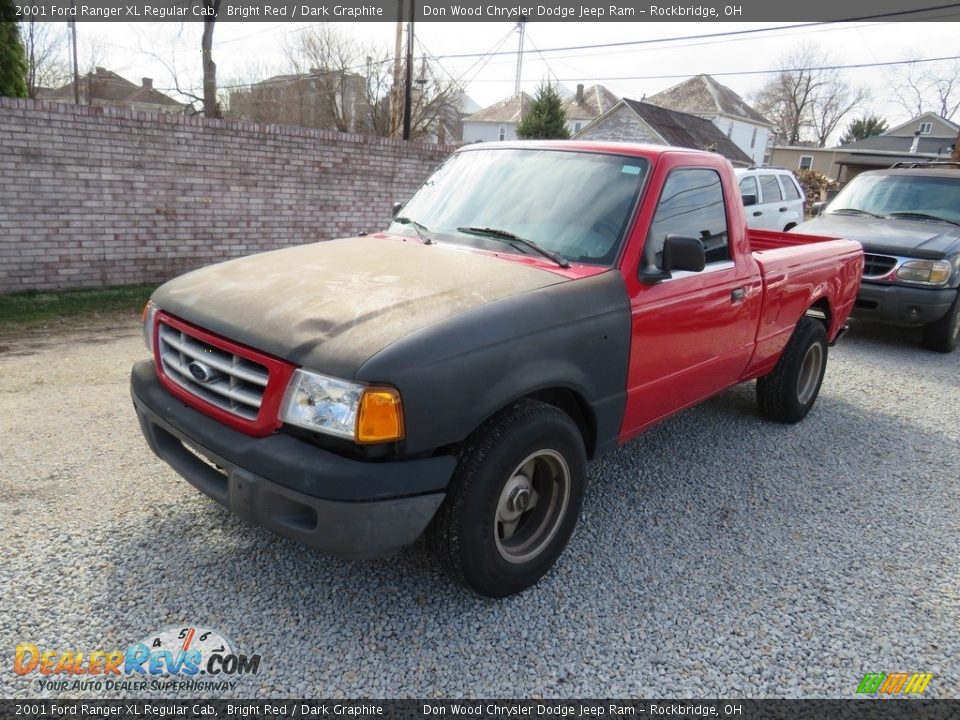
810, 201, 825, 217
742, 193, 757, 207
641, 235, 706, 284
663, 234, 706, 273
391, 201, 404, 218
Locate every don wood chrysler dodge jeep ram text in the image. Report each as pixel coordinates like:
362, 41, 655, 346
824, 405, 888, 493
131, 142, 863, 597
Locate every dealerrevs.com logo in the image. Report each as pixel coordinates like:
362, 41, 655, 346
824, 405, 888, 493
14, 626, 261, 693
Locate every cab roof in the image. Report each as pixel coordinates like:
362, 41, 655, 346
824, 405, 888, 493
455, 140, 725, 162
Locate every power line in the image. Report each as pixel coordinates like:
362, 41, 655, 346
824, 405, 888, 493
525, 54, 960, 83
429, 4, 960, 60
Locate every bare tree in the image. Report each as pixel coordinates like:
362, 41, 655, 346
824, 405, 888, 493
21, 21, 70, 98
810, 78, 868, 148
754, 42, 865, 147
200, 0, 220, 118
275, 24, 461, 140
892, 58, 960, 121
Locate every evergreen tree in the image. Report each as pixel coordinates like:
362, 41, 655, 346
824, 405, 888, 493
840, 114, 888, 144
517, 82, 570, 140
0, 6, 29, 98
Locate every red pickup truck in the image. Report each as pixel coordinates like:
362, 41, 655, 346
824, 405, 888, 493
131, 142, 863, 597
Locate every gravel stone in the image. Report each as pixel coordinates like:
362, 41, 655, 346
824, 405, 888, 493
0, 319, 958, 699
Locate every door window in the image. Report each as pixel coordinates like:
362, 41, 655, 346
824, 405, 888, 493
759, 175, 783, 202
644, 168, 729, 269
779, 175, 801, 200
739, 175, 758, 200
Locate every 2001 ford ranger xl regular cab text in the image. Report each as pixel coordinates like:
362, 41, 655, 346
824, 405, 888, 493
131, 142, 863, 597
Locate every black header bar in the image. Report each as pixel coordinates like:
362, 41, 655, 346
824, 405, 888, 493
3, 699, 960, 720
11, 0, 960, 23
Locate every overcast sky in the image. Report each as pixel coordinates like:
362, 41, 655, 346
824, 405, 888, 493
68, 19, 960, 135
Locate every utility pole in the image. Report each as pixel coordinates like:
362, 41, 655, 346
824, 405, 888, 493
69, 1, 80, 104
390, 2, 404, 138
513, 19, 526, 96
402, 0, 414, 140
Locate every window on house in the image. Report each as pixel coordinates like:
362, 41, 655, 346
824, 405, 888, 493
727, 122, 733, 137
919, 122, 932, 135
499, 125, 506, 141
574, 122, 582, 133
798, 155, 814, 170
750, 127, 757, 149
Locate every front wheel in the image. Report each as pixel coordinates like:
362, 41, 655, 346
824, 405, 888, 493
921, 292, 960, 353
757, 316, 828, 423
429, 400, 586, 598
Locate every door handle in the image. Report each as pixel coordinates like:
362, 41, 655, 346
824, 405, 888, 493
779, 207, 788, 212
731, 287, 746, 303
753, 211, 762, 216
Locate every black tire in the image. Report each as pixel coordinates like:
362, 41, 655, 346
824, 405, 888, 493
757, 316, 828, 423
921, 292, 960, 353
429, 400, 586, 598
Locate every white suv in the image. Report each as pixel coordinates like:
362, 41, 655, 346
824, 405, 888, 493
735, 168, 805, 231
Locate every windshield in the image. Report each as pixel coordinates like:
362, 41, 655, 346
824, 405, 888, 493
827, 173, 960, 224
389, 148, 649, 265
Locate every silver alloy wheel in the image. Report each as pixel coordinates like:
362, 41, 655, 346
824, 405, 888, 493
494, 449, 571, 564
797, 341, 824, 405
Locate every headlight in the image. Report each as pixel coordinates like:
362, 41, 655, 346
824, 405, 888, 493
279, 369, 404, 443
895, 259, 952, 285
141, 301, 158, 353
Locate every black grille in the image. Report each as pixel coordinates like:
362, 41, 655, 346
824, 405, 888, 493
862, 253, 897, 279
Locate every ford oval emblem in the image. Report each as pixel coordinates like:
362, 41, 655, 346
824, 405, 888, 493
188, 360, 218, 383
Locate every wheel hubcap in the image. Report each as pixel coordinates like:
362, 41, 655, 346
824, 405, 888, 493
797, 342, 824, 405
494, 450, 571, 564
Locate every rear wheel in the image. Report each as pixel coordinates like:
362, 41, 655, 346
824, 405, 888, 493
429, 400, 586, 598
921, 292, 960, 353
757, 316, 828, 423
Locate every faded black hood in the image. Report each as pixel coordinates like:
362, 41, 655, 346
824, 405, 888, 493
796, 214, 960, 259
152, 235, 567, 378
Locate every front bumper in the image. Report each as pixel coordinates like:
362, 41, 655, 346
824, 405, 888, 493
131, 360, 455, 558
852, 283, 957, 327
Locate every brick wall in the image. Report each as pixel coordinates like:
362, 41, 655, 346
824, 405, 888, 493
0, 97, 457, 294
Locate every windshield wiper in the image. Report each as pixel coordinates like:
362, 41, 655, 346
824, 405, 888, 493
886, 211, 960, 227
456, 226, 571, 268
394, 216, 434, 245
830, 207, 885, 218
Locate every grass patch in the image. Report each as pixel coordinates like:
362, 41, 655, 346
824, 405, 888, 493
0, 284, 156, 330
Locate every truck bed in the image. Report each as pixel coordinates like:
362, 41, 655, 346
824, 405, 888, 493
748, 228, 842, 252
743, 228, 864, 380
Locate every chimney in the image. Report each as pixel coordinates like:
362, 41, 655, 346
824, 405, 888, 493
142, 78, 153, 91
576, 84, 584, 103
910, 131, 920, 154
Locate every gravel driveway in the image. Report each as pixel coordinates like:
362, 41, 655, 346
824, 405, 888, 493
1, 319, 958, 699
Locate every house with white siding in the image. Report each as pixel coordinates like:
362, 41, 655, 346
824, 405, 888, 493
645, 74, 773, 166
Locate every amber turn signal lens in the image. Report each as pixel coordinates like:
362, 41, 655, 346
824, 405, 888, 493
356, 388, 404, 443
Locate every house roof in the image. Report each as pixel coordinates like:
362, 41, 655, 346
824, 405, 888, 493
463, 92, 534, 124
43, 67, 183, 107
884, 111, 959, 138
562, 85, 619, 120
833, 135, 955, 154
617, 98, 753, 165
646, 74, 772, 127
